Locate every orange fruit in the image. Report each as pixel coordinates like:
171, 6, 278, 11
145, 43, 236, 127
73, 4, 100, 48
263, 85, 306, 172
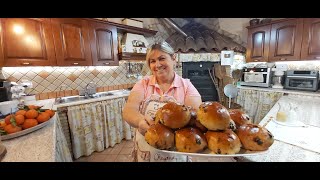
45, 109, 55, 118
0, 121, 6, 128
15, 110, 27, 116
4, 115, 14, 125
22, 119, 38, 129
14, 114, 25, 125
4, 124, 22, 134
25, 109, 39, 119
37, 112, 50, 123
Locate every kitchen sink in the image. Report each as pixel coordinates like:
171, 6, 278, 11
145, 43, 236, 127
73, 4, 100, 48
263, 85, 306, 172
55, 89, 130, 104
56, 96, 90, 104
94, 92, 114, 97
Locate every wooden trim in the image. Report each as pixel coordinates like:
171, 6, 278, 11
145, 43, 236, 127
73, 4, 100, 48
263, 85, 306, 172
246, 18, 297, 29
85, 18, 157, 37
119, 52, 146, 60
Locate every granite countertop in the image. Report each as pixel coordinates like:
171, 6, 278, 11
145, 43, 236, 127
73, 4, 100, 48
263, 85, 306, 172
1, 90, 131, 162
239, 95, 320, 162
237, 85, 320, 97
1, 99, 56, 162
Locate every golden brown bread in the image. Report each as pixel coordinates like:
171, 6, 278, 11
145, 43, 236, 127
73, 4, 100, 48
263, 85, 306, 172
155, 102, 191, 129
205, 129, 242, 154
228, 109, 252, 128
175, 127, 207, 153
197, 101, 231, 131
236, 124, 274, 151
187, 109, 208, 133
145, 123, 175, 150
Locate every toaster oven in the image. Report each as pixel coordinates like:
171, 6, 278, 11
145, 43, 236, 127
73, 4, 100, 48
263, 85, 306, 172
284, 70, 319, 91
240, 68, 272, 88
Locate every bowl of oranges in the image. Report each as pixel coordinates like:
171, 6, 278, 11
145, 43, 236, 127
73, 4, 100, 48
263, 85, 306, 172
0, 105, 55, 140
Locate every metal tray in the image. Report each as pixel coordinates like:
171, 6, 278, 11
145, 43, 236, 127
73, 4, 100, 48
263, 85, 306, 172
159, 148, 268, 157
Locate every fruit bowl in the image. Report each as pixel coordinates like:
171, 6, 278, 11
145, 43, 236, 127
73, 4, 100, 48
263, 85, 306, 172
0, 117, 53, 140
0, 105, 56, 141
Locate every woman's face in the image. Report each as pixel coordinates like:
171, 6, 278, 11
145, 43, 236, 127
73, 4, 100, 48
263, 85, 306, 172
149, 49, 176, 79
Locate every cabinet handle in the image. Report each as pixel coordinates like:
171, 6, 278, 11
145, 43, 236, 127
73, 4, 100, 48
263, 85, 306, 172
21, 62, 30, 65
103, 62, 110, 65
315, 57, 320, 59
254, 59, 259, 62
73, 63, 79, 65
280, 58, 287, 60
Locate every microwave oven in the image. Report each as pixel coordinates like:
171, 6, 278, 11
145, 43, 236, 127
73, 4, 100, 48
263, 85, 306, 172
284, 70, 319, 91
239, 68, 272, 88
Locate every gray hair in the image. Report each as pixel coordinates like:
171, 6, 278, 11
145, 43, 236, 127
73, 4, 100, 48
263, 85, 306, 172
146, 41, 175, 67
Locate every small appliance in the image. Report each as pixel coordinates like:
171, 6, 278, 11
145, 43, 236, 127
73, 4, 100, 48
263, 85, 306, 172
271, 64, 288, 89
240, 67, 272, 88
284, 70, 319, 91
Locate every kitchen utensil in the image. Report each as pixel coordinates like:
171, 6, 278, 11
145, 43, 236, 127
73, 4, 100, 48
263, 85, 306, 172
224, 84, 238, 109
232, 69, 243, 85
214, 64, 225, 104
208, 68, 222, 103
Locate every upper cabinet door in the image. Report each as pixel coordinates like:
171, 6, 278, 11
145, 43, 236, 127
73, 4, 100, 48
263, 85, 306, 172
88, 21, 118, 66
51, 18, 92, 66
301, 18, 320, 60
246, 25, 271, 62
269, 18, 303, 61
0, 18, 56, 67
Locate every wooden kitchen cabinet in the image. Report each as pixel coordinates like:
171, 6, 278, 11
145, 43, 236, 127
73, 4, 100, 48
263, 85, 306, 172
0, 18, 56, 67
269, 18, 304, 61
88, 20, 119, 66
246, 25, 271, 62
301, 18, 320, 60
51, 18, 92, 66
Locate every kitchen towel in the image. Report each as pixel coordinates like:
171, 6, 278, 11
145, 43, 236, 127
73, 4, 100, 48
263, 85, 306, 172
266, 119, 320, 154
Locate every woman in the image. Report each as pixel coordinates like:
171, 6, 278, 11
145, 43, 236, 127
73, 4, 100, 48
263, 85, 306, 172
122, 41, 202, 162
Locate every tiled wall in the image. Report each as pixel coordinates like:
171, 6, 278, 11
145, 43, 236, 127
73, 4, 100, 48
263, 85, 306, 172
2, 61, 145, 100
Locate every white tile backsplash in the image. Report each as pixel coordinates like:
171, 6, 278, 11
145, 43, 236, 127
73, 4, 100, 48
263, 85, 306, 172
2, 63, 140, 95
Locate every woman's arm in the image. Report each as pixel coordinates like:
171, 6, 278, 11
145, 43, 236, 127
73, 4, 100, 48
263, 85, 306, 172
122, 91, 154, 135
184, 79, 202, 110
122, 91, 144, 128
185, 96, 202, 111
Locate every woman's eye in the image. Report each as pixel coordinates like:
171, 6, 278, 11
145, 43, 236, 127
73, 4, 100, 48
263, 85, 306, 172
150, 60, 156, 63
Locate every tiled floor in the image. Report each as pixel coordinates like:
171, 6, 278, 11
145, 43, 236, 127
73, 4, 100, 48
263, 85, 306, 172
74, 139, 134, 162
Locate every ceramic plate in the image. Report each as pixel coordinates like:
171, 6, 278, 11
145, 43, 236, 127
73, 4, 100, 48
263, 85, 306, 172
0, 117, 53, 141
159, 148, 268, 157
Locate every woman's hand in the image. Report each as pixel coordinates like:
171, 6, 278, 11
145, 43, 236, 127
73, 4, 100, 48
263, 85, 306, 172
138, 115, 155, 135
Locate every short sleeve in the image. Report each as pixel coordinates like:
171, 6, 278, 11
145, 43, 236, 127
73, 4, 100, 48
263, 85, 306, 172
131, 79, 145, 93
185, 79, 201, 97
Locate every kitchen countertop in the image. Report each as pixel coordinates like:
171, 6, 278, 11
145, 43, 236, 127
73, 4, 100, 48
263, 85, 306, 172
1, 99, 56, 162
238, 95, 320, 162
1, 90, 131, 162
237, 85, 320, 97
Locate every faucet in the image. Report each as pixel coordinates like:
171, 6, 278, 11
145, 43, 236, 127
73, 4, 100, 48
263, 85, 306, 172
55, 84, 66, 104
84, 82, 96, 98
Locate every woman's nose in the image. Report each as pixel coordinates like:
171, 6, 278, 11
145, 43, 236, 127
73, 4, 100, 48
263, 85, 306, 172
155, 60, 161, 67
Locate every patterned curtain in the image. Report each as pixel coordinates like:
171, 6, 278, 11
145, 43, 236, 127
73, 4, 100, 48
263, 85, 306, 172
66, 97, 133, 159
55, 115, 73, 162
236, 89, 284, 124
101, 98, 132, 148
